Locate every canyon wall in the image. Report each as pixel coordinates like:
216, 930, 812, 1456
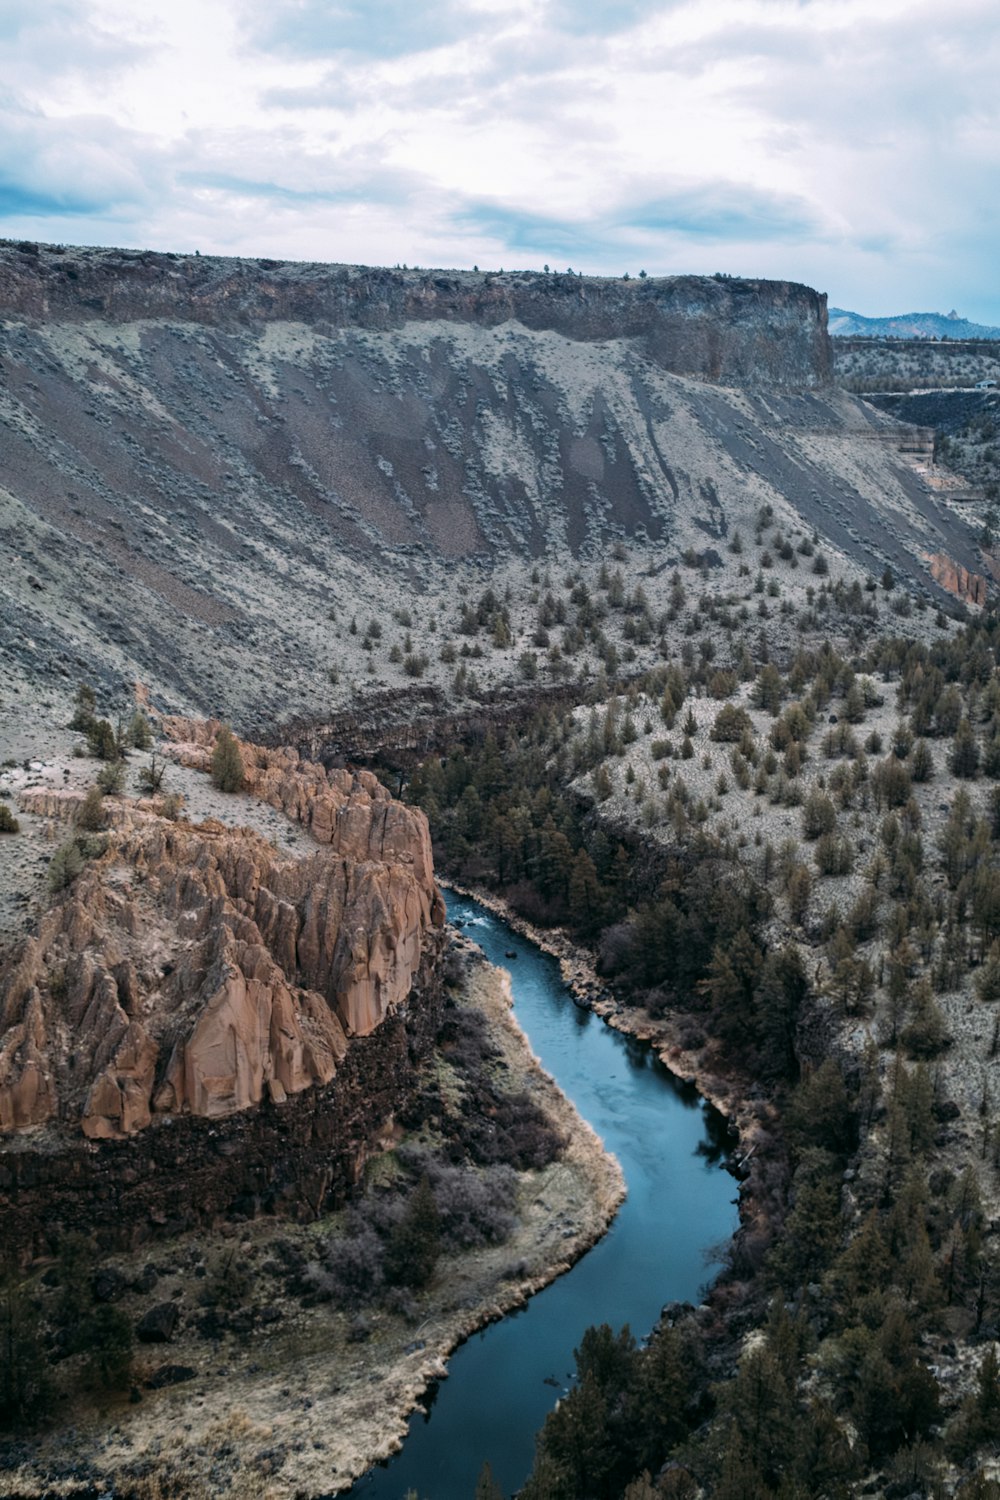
0, 241, 831, 386
0, 731, 447, 1258
0, 239, 980, 724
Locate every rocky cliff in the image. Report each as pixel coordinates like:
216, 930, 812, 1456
0, 242, 830, 386
0, 727, 446, 1255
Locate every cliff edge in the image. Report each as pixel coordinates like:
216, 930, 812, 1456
0, 240, 831, 387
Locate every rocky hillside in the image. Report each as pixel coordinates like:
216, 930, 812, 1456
0, 241, 985, 727
0, 721, 446, 1257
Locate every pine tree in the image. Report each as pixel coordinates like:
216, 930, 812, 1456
951, 718, 980, 778
210, 724, 245, 793
385, 1176, 440, 1288
0, 1282, 53, 1428
475, 1461, 504, 1500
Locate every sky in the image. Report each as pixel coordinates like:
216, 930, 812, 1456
1, 0, 999, 321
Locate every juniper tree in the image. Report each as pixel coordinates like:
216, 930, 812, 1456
210, 724, 245, 793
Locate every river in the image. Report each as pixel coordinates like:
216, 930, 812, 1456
347, 892, 738, 1500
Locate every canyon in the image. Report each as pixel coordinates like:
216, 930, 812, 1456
0, 243, 985, 727
4, 243, 1000, 1498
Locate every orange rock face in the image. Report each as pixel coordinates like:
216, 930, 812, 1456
925, 552, 990, 607
0, 734, 444, 1140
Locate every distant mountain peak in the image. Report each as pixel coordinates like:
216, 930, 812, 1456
830, 306, 1000, 340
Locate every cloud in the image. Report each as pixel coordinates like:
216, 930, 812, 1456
621, 184, 820, 242
246, 0, 485, 60
0, 101, 155, 218
0, 0, 146, 78
178, 157, 438, 211
544, 0, 678, 38
459, 181, 820, 264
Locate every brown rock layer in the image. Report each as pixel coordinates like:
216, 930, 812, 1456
0, 971, 446, 1262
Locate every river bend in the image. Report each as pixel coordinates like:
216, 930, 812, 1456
348, 893, 738, 1499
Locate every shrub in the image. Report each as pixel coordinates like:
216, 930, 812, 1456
138, 754, 166, 794
710, 704, 753, 743
96, 760, 125, 796
0, 804, 19, 834
75, 785, 106, 831
210, 724, 245, 793
317, 1221, 386, 1307
48, 835, 106, 892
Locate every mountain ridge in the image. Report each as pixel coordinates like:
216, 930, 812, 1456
830, 306, 1000, 340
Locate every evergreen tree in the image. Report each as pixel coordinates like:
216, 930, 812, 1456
210, 723, 245, 793
385, 1176, 440, 1288
568, 850, 603, 940
86, 1303, 133, 1391
951, 718, 981, 778
0, 1282, 52, 1429
475, 1460, 504, 1500
69, 682, 98, 730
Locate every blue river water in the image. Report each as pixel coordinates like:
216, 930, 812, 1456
346, 891, 738, 1500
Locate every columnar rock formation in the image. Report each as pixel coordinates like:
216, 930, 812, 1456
924, 552, 990, 607
0, 243, 831, 386
0, 729, 445, 1147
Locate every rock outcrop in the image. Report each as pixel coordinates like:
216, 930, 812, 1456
0, 731, 444, 1146
0, 243, 831, 387
925, 552, 989, 607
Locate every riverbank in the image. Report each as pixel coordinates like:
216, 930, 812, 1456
0, 946, 624, 1500
442, 880, 772, 1202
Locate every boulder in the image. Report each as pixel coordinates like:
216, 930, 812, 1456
136, 1301, 180, 1343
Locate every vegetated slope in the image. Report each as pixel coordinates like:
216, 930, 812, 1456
0, 242, 983, 727
397, 604, 1000, 1497
830, 307, 1000, 340
835, 335, 1000, 395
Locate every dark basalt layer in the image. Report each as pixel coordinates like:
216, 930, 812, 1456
0, 241, 831, 387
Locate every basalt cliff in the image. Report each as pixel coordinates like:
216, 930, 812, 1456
0, 722, 447, 1259
0, 241, 983, 726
